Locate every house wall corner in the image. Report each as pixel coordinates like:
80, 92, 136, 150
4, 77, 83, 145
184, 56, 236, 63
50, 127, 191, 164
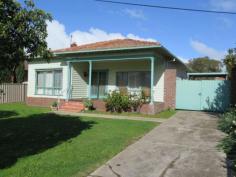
164, 68, 176, 109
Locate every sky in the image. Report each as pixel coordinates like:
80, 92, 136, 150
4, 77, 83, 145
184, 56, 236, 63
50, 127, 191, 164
20, 0, 236, 62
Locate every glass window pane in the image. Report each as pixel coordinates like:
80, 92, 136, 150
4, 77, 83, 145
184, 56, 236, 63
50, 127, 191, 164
45, 71, 53, 88
127, 71, 151, 89
116, 72, 128, 87
54, 88, 61, 96
36, 70, 62, 96
128, 72, 139, 88
45, 88, 53, 95
143, 72, 151, 87
54, 70, 62, 88
37, 72, 44, 87
37, 88, 44, 94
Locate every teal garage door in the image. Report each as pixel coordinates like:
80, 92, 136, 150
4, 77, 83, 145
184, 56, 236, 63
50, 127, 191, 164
176, 80, 231, 111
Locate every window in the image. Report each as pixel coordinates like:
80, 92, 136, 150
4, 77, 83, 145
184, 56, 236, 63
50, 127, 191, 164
116, 72, 128, 87
36, 70, 62, 96
116, 71, 150, 88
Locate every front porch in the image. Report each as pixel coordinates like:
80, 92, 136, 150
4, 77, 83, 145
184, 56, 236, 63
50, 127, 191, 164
67, 55, 159, 104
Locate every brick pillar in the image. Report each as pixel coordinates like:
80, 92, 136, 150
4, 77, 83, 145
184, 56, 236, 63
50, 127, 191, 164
164, 68, 176, 109
231, 67, 236, 106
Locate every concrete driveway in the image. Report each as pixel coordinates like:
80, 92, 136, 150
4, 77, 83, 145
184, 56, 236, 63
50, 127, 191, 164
89, 111, 226, 177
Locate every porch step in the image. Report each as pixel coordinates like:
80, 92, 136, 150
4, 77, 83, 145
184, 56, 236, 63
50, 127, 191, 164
62, 102, 84, 106
60, 105, 85, 109
59, 101, 85, 112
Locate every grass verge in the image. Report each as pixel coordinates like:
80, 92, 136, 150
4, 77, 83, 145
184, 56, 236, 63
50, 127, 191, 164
0, 103, 157, 177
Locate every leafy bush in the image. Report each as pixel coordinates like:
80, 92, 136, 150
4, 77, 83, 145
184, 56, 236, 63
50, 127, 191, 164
129, 93, 142, 112
105, 91, 130, 112
218, 107, 236, 170
141, 88, 150, 103
51, 101, 58, 107
83, 100, 93, 110
105, 88, 151, 113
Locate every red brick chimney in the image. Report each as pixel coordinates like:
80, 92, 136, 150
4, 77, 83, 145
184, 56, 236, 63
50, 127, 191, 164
70, 42, 77, 47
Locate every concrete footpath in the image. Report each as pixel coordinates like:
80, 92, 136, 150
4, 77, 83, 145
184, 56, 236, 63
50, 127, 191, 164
56, 111, 166, 123
88, 111, 227, 177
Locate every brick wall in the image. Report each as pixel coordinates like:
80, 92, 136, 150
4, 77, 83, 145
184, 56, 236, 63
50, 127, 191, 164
164, 68, 176, 109
139, 102, 165, 115
26, 97, 65, 107
92, 99, 165, 115
26, 96, 166, 114
92, 99, 106, 111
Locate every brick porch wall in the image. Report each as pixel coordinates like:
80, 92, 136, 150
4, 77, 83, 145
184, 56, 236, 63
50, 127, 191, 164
92, 99, 106, 112
92, 99, 165, 115
27, 97, 165, 114
164, 68, 177, 109
139, 102, 165, 114
26, 97, 65, 107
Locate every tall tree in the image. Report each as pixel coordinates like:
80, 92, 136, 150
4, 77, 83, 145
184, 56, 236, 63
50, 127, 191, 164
223, 48, 236, 78
0, 0, 52, 83
187, 57, 222, 73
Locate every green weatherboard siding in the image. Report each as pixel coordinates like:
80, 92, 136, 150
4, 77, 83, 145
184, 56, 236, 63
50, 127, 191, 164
150, 57, 155, 103
88, 61, 92, 99
66, 62, 72, 100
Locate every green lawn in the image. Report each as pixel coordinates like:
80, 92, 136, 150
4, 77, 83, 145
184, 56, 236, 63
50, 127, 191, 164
0, 103, 157, 177
84, 109, 177, 119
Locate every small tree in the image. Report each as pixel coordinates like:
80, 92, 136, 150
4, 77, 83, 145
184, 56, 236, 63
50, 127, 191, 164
223, 48, 236, 78
187, 57, 222, 73
0, 0, 52, 83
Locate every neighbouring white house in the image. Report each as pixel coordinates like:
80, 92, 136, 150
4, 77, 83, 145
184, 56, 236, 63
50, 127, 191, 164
27, 39, 187, 114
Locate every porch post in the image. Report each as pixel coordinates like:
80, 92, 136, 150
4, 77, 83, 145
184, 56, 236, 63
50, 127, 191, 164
150, 57, 155, 104
88, 60, 92, 100
66, 61, 72, 101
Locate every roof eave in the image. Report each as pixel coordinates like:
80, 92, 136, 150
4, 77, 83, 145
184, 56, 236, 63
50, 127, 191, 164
159, 46, 189, 70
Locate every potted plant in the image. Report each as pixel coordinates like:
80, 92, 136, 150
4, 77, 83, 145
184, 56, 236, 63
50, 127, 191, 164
51, 101, 58, 111
83, 100, 93, 111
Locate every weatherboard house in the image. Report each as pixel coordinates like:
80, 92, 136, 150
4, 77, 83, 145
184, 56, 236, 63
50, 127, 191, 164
26, 39, 187, 114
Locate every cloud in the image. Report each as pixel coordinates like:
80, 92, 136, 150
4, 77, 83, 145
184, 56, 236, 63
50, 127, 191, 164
123, 9, 146, 20
126, 33, 156, 42
46, 20, 156, 50
190, 40, 226, 59
209, 0, 236, 11
46, 20, 70, 50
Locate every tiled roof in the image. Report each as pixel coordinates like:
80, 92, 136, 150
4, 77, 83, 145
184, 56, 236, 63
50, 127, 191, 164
53, 39, 160, 53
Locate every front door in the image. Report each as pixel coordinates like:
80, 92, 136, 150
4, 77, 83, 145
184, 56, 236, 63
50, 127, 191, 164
91, 71, 108, 99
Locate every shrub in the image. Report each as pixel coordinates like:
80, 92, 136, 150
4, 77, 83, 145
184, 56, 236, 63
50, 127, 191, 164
105, 91, 130, 112
105, 89, 150, 113
218, 107, 236, 170
129, 93, 142, 112
51, 101, 58, 107
83, 100, 93, 110
141, 88, 150, 103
